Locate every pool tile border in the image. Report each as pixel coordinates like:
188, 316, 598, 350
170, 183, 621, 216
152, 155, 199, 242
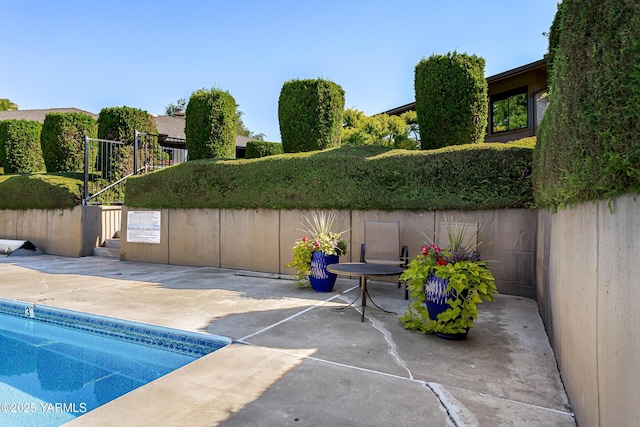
0, 298, 230, 357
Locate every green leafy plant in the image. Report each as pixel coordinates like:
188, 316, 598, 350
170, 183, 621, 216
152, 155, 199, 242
285, 211, 348, 287
0, 120, 45, 174
185, 88, 238, 160
399, 218, 498, 335
41, 112, 97, 173
414, 51, 487, 150
533, 0, 640, 208
245, 140, 284, 159
125, 141, 535, 210
278, 79, 345, 153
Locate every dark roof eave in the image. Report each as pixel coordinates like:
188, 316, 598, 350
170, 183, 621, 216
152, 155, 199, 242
379, 57, 548, 116
486, 58, 547, 83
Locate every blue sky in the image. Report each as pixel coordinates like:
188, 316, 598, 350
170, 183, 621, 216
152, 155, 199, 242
1, 1, 559, 141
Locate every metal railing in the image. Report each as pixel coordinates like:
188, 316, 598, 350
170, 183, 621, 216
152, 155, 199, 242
82, 131, 187, 205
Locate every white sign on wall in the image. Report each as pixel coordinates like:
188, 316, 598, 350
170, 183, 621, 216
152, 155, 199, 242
127, 211, 161, 244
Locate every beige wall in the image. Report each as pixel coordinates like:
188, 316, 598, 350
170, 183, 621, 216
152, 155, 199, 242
119, 207, 536, 296
82, 206, 122, 256
0, 206, 121, 257
536, 193, 640, 427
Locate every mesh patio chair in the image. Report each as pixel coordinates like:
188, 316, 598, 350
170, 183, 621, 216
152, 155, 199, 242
360, 220, 410, 299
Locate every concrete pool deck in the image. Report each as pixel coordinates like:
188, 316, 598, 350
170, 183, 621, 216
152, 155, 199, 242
0, 255, 575, 426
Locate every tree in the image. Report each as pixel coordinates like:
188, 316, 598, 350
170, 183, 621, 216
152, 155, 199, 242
165, 98, 186, 116
0, 99, 18, 111
237, 109, 265, 141
341, 109, 419, 149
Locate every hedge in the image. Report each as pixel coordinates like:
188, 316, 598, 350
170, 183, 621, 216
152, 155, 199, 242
415, 52, 488, 150
185, 88, 237, 160
533, 0, 640, 208
0, 173, 83, 210
278, 79, 345, 153
97, 106, 157, 143
125, 139, 535, 210
245, 140, 284, 159
0, 120, 45, 174
41, 112, 98, 172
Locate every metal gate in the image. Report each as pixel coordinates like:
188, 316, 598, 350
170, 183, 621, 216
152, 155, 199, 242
82, 131, 187, 205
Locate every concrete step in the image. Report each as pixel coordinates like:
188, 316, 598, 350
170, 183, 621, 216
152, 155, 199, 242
104, 238, 120, 249
93, 238, 120, 258
92, 246, 120, 258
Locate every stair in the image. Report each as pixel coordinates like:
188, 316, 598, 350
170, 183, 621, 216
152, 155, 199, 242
93, 238, 120, 258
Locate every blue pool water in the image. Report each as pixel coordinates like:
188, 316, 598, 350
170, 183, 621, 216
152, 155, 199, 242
0, 298, 230, 427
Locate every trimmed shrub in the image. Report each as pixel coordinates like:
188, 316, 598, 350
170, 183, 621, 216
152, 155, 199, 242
533, 0, 640, 208
245, 140, 284, 159
97, 106, 158, 178
125, 140, 534, 210
278, 79, 345, 153
0, 173, 82, 209
97, 106, 157, 142
185, 88, 237, 160
41, 112, 98, 172
0, 120, 45, 173
414, 52, 487, 149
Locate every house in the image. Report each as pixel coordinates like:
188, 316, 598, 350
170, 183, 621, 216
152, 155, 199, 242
382, 58, 548, 143
0, 108, 99, 123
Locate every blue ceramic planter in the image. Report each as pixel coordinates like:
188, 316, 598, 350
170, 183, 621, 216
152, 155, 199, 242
309, 252, 339, 292
425, 273, 450, 320
425, 273, 468, 340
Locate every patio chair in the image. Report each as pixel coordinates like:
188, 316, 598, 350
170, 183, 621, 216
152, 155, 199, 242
360, 220, 410, 299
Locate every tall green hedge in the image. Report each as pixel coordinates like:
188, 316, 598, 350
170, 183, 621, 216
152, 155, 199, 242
245, 140, 284, 159
185, 88, 238, 160
97, 106, 157, 142
533, 0, 640, 208
414, 52, 487, 149
0, 120, 45, 173
278, 79, 345, 153
41, 112, 98, 172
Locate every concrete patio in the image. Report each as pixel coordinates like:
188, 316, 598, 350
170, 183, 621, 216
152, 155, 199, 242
0, 255, 575, 426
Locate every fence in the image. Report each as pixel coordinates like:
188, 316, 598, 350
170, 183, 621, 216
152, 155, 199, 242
83, 131, 187, 205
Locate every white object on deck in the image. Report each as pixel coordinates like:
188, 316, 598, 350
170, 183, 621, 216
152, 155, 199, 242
0, 239, 43, 256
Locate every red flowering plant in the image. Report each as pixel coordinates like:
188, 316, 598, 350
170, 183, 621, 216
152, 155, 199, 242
285, 212, 348, 287
419, 243, 482, 268
399, 217, 498, 335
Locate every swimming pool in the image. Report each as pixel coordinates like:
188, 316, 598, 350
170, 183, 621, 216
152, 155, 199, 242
0, 298, 230, 427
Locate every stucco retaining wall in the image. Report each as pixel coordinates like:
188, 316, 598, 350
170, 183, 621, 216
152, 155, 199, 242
0, 206, 121, 257
120, 207, 536, 297
536, 193, 640, 427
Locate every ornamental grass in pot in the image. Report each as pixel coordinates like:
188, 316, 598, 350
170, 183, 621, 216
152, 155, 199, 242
286, 211, 348, 291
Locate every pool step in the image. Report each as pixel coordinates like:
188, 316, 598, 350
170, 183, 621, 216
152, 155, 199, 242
93, 238, 120, 258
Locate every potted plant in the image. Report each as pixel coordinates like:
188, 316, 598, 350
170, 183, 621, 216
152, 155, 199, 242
399, 218, 498, 340
286, 211, 348, 292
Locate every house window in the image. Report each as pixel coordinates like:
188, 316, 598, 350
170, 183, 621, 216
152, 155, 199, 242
491, 86, 528, 133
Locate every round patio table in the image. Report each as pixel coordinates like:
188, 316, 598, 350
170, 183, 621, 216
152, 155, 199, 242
326, 262, 404, 322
